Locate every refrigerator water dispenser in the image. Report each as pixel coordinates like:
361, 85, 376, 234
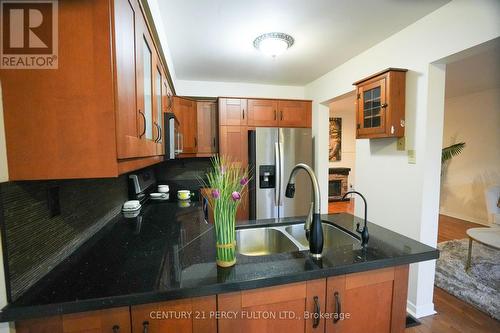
259, 165, 276, 189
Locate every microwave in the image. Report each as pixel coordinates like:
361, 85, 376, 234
164, 112, 182, 159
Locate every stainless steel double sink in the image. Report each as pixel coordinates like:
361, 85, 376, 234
236, 222, 358, 256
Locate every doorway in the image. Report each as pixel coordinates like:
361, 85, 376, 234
327, 91, 356, 214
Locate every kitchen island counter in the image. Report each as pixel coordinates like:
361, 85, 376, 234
0, 200, 438, 322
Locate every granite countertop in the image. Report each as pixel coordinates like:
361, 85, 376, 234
0, 200, 439, 322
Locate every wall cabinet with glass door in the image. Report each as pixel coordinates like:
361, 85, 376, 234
354, 68, 407, 139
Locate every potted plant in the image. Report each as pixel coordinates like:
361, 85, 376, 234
201, 156, 250, 267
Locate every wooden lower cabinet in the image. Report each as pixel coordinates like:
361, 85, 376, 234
218, 280, 326, 333
15, 266, 409, 333
326, 266, 409, 333
16, 307, 131, 333
131, 296, 216, 333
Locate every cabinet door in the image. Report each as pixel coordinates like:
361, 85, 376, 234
278, 100, 311, 128
247, 99, 279, 127
173, 97, 198, 154
325, 266, 409, 333
62, 308, 131, 333
153, 60, 164, 155
219, 125, 248, 220
218, 280, 326, 333
114, 0, 156, 159
356, 77, 387, 137
131, 296, 216, 333
219, 98, 247, 126
219, 126, 247, 167
197, 101, 218, 154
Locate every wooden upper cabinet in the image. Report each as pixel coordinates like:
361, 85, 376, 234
247, 99, 279, 127
354, 68, 407, 139
133, 11, 158, 153
152, 59, 164, 155
278, 100, 312, 127
196, 101, 218, 154
131, 296, 216, 333
116, 0, 158, 159
172, 97, 198, 154
219, 98, 247, 126
0, 0, 170, 180
218, 280, 325, 333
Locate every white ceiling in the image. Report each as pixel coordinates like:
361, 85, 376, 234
157, 0, 450, 86
445, 41, 500, 98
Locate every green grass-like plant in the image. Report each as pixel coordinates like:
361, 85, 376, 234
200, 155, 250, 267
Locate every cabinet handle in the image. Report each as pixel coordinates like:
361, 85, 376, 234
158, 123, 162, 143
139, 110, 146, 138
194, 137, 197, 147
333, 291, 341, 324
242, 108, 245, 119
213, 137, 216, 149
280, 110, 283, 121
313, 296, 320, 328
274, 110, 277, 120
381, 103, 388, 108
142, 320, 149, 333
112, 325, 120, 333
153, 122, 159, 142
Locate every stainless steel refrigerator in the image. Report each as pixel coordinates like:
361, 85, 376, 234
248, 128, 313, 220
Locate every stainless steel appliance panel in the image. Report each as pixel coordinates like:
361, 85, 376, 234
278, 128, 313, 218
255, 128, 279, 219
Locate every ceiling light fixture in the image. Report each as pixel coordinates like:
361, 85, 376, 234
253, 32, 294, 58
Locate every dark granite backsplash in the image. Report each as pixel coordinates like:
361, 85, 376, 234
154, 158, 211, 194
0, 176, 128, 301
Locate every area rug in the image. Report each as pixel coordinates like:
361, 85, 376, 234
435, 239, 500, 320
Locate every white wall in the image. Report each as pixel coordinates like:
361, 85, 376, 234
305, 0, 500, 318
329, 93, 356, 188
440, 88, 500, 225
175, 79, 305, 99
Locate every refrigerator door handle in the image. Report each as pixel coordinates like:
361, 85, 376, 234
274, 142, 280, 206
279, 142, 284, 206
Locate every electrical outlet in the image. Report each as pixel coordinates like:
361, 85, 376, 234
407, 150, 416, 164
397, 137, 405, 151
47, 186, 61, 217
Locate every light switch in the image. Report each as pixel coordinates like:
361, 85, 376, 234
407, 150, 416, 164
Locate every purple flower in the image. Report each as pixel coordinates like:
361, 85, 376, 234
231, 191, 241, 201
240, 177, 249, 186
212, 189, 220, 199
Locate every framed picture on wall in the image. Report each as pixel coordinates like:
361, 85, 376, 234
329, 117, 342, 161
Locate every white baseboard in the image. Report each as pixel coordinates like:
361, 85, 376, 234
407, 300, 436, 318
439, 210, 490, 226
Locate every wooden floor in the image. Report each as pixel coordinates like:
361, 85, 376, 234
328, 199, 354, 214
437, 214, 485, 243
406, 215, 499, 333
